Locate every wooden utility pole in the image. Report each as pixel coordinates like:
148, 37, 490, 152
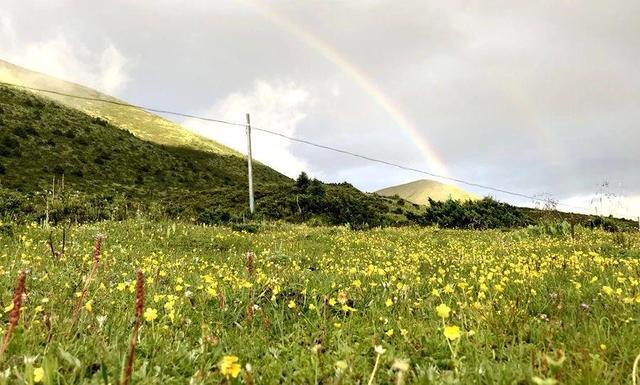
246, 113, 255, 215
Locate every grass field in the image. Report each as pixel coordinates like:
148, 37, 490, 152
0, 221, 639, 384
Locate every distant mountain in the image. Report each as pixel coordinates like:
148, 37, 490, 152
376, 179, 479, 205
0, 59, 238, 156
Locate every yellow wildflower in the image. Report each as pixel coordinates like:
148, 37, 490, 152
33, 367, 44, 383
443, 325, 462, 340
435, 303, 451, 319
144, 307, 158, 322
218, 355, 241, 378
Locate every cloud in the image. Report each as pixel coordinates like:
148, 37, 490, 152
1, 1, 639, 210
560, 194, 640, 220
182, 80, 314, 178
0, 10, 129, 94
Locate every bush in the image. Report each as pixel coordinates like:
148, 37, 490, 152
0, 188, 26, 219
587, 216, 619, 232
418, 197, 530, 229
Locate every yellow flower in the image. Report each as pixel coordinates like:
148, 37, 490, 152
443, 325, 462, 340
335, 360, 348, 372
385, 298, 394, 307
352, 279, 362, 288
308, 303, 316, 310
33, 367, 44, 383
218, 355, 241, 378
435, 303, 451, 319
385, 328, 394, 336
144, 307, 158, 322
84, 300, 93, 312
601, 286, 614, 296
287, 300, 297, 309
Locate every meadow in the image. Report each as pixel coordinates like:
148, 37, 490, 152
0, 220, 639, 384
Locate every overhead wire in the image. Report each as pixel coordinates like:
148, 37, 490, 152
0, 80, 590, 211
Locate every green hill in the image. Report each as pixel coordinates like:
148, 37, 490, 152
0, 59, 239, 156
0, 84, 409, 227
375, 179, 479, 205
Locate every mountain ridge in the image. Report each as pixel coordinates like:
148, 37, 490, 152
0, 59, 239, 156
376, 179, 480, 205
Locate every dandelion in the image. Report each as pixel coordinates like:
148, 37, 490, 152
218, 355, 241, 379
602, 286, 614, 296
385, 298, 394, 307
443, 325, 462, 341
335, 360, 348, 373
436, 303, 451, 319
392, 359, 410, 385
368, 345, 385, 385
287, 300, 296, 309
335, 360, 348, 385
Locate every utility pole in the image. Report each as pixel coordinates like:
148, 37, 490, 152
246, 113, 255, 215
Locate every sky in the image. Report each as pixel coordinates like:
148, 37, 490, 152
1, 0, 639, 219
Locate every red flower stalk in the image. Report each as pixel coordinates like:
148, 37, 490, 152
246, 252, 255, 278
71, 234, 105, 328
123, 269, 144, 385
218, 290, 225, 310
247, 301, 254, 323
0, 270, 26, 360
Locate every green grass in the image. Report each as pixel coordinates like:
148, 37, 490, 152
0, 220, 638, 384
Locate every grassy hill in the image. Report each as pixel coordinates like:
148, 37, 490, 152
0, 84, 413, 227
375, 179, 479, 205
0, 59, 239, 156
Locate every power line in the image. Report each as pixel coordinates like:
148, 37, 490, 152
0, 81, 589, 211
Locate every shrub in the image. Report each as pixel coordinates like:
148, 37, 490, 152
418, 197, 530, 229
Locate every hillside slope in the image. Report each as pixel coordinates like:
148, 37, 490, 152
0, 85, 409, 227
376, 179, 479, 205
0, 59, 239, 156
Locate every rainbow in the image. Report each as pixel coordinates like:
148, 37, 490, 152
243, 1, 451, 178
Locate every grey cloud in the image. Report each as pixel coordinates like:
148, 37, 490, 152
1, 0, 639, 214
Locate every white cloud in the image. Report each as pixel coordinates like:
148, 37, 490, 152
560, 194, 640, 220
0, 11, 129, 94
183, 80, 313, 178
